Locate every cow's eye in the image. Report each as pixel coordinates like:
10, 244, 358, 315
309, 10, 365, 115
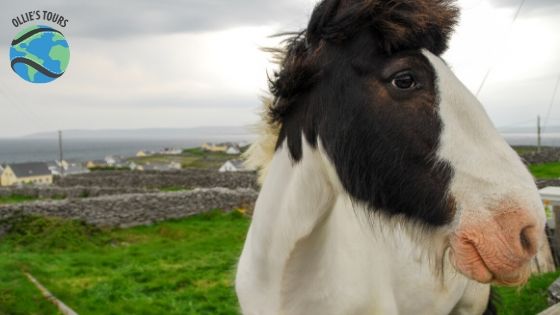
392, 72, 417, 90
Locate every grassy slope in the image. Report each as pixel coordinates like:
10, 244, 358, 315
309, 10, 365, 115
1, 213, 558, 314
0, 211, 249, 315
496, 271, 560, 315
128, 146, 249, 170
510, 145, 560, 179
0, 195, 39, 204
529, 162, 560, 180
0, 263, 61, 315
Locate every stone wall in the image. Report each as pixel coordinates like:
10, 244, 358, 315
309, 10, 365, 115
54, 169, 258, 190
0, 188, 257, 229
520, 148, 560, 165
0, 186, 151, 199
538, 180, 560, 189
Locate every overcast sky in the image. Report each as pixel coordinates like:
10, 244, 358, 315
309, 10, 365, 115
0, 0, 559, 137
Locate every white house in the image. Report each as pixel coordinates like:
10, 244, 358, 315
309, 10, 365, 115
128, 161, 139, 171
219, 160, 249, 172
104, 155, 124, 166
56, 160, 90, 175
169, 161, 182, 170
65, 164, 90, 175
226, 146, 241, 155
46, 161, 61, 175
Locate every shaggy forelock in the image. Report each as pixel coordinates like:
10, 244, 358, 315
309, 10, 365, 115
268, 0, 458, 125
308, 0, 459, 53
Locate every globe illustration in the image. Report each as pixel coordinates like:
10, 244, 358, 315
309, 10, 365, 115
9, 25, 70, 83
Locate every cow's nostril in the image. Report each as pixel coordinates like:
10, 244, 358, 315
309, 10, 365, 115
520, 226, 535, 254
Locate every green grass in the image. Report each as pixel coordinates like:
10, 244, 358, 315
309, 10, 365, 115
159, 186, 190, 192
529, 162, 560, 179
0, 264, 61, 315
1, 213, 558, 314
0, 194, 68, 205
495, 271, 560, 314
0, 211, 249, 315
182, 147, 210, 156
128, 153, 233, 170
182, 146, 249, 157
128, 154, 196, 165
127, 146, 251, 170
0, 195, 39, 204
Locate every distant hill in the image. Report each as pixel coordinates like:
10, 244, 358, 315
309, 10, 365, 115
23, 126, 256, 140
22, 124, 560, 139
499, 125, 560, 134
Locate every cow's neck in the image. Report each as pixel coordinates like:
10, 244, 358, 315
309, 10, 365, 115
237, 137, 483, 315
237, 137, 338, 312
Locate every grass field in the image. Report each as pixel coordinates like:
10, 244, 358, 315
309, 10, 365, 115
0, 211, 249, 315
509, 145, 560, 179
0, 212, 558, 315
529, 162, 560, 179
0, 194, 68, 205
127, 147, 247, 170
0, 195, 39, 204
496, 271, 560, 315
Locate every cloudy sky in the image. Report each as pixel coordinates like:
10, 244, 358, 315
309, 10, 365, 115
0, 0, 559, 137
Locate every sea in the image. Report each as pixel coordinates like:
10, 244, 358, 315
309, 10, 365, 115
503, 133, 560, 147
0, 133, 558, 164
0, 135, 255, 164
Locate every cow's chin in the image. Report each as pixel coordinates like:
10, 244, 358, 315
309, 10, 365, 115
449, 243, 531, 286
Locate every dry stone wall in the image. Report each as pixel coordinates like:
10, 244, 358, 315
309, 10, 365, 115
520, 148, 560, 165
0, 188, 257, 229
54, 169, 258, 190
0, 186, 151, 199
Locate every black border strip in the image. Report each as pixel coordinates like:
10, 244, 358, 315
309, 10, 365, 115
11, 27, 63, 46
11, 57, 63, 78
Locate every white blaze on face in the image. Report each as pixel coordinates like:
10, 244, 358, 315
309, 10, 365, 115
422, 49, 545, 285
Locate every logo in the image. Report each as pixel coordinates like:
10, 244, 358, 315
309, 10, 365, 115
9, 11, 70, 84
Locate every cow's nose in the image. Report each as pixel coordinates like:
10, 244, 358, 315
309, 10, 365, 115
519, 224, 538, 256
494, 210, 540, 260
450, 207, 543, 285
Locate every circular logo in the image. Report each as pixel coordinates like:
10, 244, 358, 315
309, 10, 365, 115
9, 25, 70, 83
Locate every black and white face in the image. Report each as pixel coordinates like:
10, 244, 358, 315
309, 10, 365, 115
273, 29, 545, 285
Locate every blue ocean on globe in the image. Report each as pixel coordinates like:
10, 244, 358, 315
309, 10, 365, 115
9, 25, 70, 84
